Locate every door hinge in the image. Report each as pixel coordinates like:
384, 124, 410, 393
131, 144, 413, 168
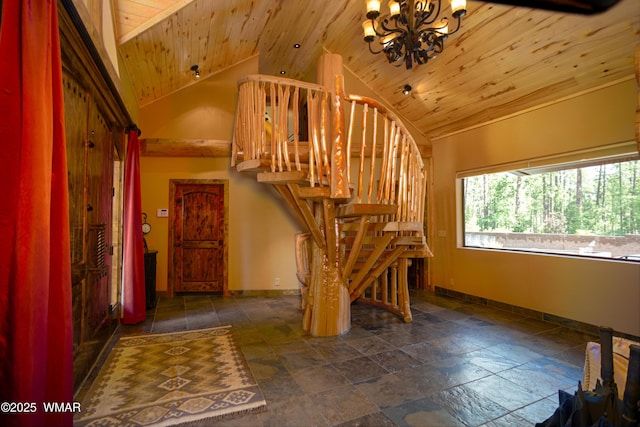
109, 245, 114, 256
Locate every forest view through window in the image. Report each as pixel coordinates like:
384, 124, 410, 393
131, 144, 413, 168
463, 157, 640, 260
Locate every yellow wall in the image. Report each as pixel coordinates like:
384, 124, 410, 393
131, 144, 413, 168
138, 57, 303, 293
431, 79, 640, 337
139, 157, 302, 293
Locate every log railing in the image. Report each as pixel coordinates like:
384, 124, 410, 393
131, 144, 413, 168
232, 75, 426, 223
232, 74, 331, 183
342, 94, 426, 224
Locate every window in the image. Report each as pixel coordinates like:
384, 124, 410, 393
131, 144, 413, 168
461, 144, 640, 261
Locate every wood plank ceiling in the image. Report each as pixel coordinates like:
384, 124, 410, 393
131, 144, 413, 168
113, 0, 639, 146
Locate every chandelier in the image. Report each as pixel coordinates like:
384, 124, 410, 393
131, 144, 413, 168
362, 0, 467, 70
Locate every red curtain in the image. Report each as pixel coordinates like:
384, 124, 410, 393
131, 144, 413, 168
122, 130, 146, 324
0, 1, 74, 426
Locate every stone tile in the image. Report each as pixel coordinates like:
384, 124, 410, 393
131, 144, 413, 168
460, 348, 522, 374
522, 356, 583, 383
453, 315, 496, 329
247, 356, 288, 380
150, 317, 188, 333
535, 326, 597, 347
369, 349, 423, 372
478, 412, 532, 427
311, 341, 365, 362
355, 373, 424, 409
510, 396, 559, 425
359, 322, 399, 334
497, 362, 576, 398
203, 413, 263, 427
338, 326, 377, 341
291, 364, 350, 394
383, 396, 462, 427
429, 334, 485, 356
431, 321, 473, 336
335, 411, 396, 427
557, 343, 589, 368
400, 342, 453, 365
405, 323, 449, 342
394, 364, 452, 397
347, 335, 396, 356
472, 308, 525, 324
260, 394, 329, 427
258, 371, 306, 402
378, 330, 426, 347
483, 342, 546, 364
431, 384, 510, 426
185, 313, 221, 330
312, 385, 379, 425
270, 339, 314, 355
240, 340, 276, 360
430, 309, 470, 322
507, 317, 561, 335
411, 311, 447, 324
333, 356, 389, 383
278, 348, 327, 372
463, 375, 545, 411
430, 355, 494, 387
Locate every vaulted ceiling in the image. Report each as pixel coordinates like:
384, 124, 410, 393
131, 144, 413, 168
112, 0, 639, 144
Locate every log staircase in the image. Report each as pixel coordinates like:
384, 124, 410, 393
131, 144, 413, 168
231, 72, 432, 337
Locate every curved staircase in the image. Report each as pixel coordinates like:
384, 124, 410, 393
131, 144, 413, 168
232, 72, 432, 337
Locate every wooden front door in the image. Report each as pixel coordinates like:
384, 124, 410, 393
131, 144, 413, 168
169, 180, 228, 294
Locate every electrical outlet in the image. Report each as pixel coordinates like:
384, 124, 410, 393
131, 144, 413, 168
274, 277, 280, 286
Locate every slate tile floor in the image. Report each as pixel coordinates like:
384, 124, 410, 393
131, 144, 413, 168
115, 291, 595, 426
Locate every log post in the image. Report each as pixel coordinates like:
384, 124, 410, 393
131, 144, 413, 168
303, 201, 351, 337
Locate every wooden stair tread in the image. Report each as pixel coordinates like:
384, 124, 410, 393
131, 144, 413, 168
257, 170, 309, 184
336, 203, 397, 218
237, 158, 310, 173
297, 186, 331, 200
236, 158, 271, 172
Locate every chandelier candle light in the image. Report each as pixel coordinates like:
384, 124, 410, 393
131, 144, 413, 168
363, 0, 467, 69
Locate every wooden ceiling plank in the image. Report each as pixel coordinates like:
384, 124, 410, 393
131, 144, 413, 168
119, 0, 195, 45
116, 0, 639, 144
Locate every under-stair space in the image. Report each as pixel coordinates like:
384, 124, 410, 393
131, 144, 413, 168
231, 67, 432, 337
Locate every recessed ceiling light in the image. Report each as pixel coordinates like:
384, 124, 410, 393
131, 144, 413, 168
294, 43, 301, 48
402, 84, 412, 95
280, 70, 286, 75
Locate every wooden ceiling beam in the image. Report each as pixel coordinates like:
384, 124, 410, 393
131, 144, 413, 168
140, 138, 433, 158
140, 138, 231, 157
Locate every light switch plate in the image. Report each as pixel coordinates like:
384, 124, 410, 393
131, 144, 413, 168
157, 208, 169, 218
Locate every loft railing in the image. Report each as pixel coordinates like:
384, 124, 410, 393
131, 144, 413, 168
342, 94, 426, 223
231, 74, 329, 181
231, 74, 426, 224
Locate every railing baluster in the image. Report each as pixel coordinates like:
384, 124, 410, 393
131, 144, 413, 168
269, 83, 276, 172
320, 91, 331, 185
368, 108, 378, 204
357, 103, 368, 203
307, 90, 316, 187
378, 117, 389, 204
293, 86, 300, 171
346, 100, 356, 191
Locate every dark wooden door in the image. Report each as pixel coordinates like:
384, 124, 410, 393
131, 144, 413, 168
170, 181, 227, 293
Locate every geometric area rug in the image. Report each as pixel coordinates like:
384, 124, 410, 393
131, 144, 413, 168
74, 326, 266, 426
